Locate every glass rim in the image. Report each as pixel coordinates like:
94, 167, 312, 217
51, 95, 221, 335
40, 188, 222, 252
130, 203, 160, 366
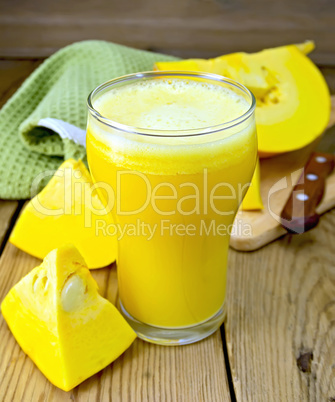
87, 71, 256, 138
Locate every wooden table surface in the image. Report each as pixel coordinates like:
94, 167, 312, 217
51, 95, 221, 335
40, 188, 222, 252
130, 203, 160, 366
0, 60, 335, 402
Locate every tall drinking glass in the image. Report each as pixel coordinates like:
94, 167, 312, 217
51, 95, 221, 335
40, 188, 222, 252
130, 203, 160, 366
87, 72, 257, 345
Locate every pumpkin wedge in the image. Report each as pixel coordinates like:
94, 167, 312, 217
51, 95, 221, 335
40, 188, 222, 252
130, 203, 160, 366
155, 42, 331, 156
1, 245, 136, 391
10, 159, 116, 269
242, 158, 264, 210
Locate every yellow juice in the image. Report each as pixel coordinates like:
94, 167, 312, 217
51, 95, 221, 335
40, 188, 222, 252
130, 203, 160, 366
87, 76, 257, 329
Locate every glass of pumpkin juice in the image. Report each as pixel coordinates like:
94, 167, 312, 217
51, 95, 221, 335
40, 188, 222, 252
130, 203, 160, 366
86, 72, 257, 345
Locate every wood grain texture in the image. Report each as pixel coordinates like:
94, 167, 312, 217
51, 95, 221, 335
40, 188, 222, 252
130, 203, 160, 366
0, 202, 20, 254
226, 208, 335, 401
320, 67, 335, 95
0, 59, 42, 107
0, 0, 334, 65
0, 242, 231, 401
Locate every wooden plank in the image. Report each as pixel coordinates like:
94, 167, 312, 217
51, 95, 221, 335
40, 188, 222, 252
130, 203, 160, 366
0, 0, 334, 65
225, 208, 335, 401
0, 59, 43, 107
319, 67, 335, 95
0, 202, 21, 254
0, 241, 231, 401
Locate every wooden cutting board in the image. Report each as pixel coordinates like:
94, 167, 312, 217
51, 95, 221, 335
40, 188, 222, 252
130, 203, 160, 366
230, 96, 335, 251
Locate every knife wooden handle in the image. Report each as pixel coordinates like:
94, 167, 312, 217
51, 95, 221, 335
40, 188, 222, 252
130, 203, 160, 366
280, 152, 335, 234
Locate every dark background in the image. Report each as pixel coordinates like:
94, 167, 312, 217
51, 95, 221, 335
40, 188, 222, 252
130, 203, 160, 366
0, 0, 334, 91
0, 2, 334, 57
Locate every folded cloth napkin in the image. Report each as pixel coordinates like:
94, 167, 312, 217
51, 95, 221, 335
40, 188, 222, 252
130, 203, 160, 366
0, 40, 177, 199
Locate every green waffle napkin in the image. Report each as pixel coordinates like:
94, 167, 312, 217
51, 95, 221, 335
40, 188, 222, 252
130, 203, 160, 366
0, 40, 177, 199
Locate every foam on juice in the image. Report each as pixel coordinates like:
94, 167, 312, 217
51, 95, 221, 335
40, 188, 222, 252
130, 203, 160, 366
94, 79, 249, 130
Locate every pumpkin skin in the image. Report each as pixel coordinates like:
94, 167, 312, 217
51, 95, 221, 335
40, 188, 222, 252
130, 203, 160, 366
154, 42, 331, 156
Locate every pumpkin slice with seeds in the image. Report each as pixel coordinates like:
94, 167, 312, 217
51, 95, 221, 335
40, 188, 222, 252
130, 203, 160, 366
1, 244, 136, 391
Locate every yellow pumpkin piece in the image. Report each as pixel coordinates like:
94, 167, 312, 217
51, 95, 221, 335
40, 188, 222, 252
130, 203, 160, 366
10, 159, 116, 269
1, 244, 136, 392
154, 42, 331, 156
294, 40, 315, 55
242, 158, 264, 210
